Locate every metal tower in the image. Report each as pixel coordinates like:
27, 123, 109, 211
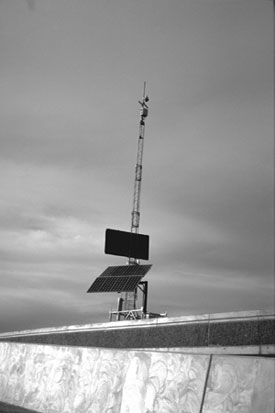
123, 82, 149, 311
88, 85, 165, 321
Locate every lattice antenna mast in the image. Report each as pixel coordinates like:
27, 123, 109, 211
88, 84, 163, 321
131, 82, 149, 242
123, 83, 149, 311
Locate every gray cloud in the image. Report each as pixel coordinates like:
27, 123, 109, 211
0, 0, 36, 11
0, 0, 273, 332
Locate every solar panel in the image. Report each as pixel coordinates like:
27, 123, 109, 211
100, 265, 152, 277
87, 275, 143, 293
87, 264, 152, 293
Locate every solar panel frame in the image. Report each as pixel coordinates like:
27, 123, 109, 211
100, 264, 152, 277
87, 264, 152, 293
87, 275, 144, 293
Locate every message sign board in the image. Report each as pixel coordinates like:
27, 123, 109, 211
105, 229, 149, 260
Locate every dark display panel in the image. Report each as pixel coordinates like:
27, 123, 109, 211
105, 229, 149, 260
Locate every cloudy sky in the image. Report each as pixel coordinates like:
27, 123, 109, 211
0, 0, 273, 333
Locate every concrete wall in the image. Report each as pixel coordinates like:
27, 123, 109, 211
1, 311, 274, 412
1, 310, 274, 353
0, 341, 274, 413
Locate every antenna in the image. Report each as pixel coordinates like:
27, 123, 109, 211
88, 83, 167, 321
123, 82, 149, 310
130, 81, 149, 239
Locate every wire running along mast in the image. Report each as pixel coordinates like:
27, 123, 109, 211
123, 82, 149, 311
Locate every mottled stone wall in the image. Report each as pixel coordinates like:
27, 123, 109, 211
0, 342, 274, 413
1, 312, 274, 350
203, 355, 275, 413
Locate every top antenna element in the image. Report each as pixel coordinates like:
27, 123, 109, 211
143, 81, 146, 98
138, 81, 149, 119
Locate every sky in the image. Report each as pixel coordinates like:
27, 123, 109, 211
0, 0, 274, 333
